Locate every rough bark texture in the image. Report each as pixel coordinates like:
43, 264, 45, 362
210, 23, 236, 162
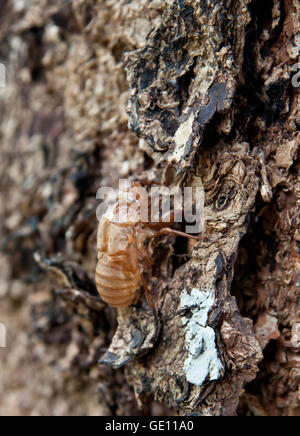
0, 0, 299, 416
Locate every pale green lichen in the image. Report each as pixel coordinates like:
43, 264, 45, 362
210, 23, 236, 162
180, 288, 223, 386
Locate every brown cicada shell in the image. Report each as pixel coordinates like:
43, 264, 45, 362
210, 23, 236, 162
95, 182, 200, 308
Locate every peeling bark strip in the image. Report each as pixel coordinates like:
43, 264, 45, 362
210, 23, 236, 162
112, 0, 264, 415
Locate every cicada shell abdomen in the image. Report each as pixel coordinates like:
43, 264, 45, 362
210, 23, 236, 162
95, 220, 140, 308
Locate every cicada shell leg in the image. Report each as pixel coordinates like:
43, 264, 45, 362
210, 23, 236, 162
139, 268, 154, 309
149, 227, 203, 241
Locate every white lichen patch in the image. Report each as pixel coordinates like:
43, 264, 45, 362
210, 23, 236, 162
169, 113, 194, 164
180, 288, 223, 386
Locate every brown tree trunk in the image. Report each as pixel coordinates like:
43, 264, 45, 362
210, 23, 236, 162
0, 0, 299, 416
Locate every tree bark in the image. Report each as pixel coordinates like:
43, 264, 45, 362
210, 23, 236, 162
0, 0, 299, 416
